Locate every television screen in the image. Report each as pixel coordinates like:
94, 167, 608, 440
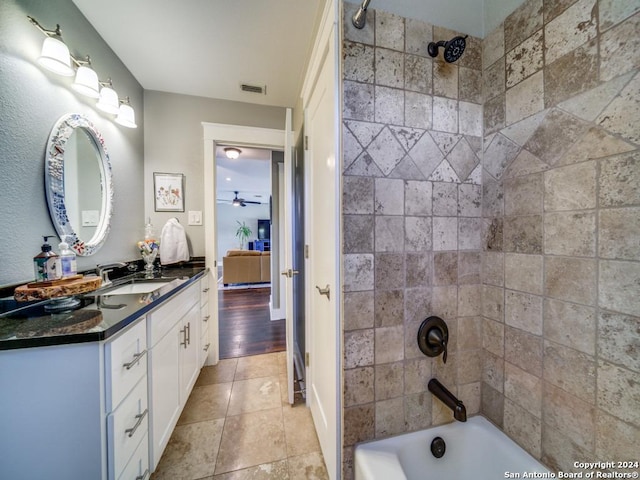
257, 219, 270, 240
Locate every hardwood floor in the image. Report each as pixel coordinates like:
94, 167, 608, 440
218, 287, 286, 359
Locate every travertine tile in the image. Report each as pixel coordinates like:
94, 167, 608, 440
429, 160, 460, 182
458, 218, 482, 250
344, 254, 374, 292
483, 24, 505, 70
597, 71, 640, 143
458, 284, 481, 316
482, 174, 504, 217
558, 126, 635, 167
599, 152, 640, 207
344, 151, 385, 177
344, 367, 374, 407
343, 215, 374, 253
484, 93, 506, 134
345, 120, 385, 149
432, 285, 459, 321
178, 383, 232, 424
544, 298, 596, 355
387, 156, 424, 180
458, 382, 481, 415
154, 419, 225, 479
344, 2, 374, 44
458, 104, 483, 139
406, 17, 433, 57
375, 10, 404, 51
343, 404, 374, 446
459, 67, 482, 104
433, 61, 458, 99
545, 256, 596, 305
504, 0, 543, 52
404, 286, 433, 326
375, 48, 404, 88
405, 252, 432, 287
213, 460, 290, 480
482, 284, 504, 322
235, 354, 281, 381
288, 452, 328, 480
344, 41, 374, 83
505, 291, 543, 335
404, 392, 432, 431
434, 251, 457, 285
503, 215, 543, 254
374, 361, 404, 400
374, 326, 404, 364
432, 97, 458, 133
506, 30, 543, 88
503, 150, 549, 178
482, 251, 504, 286
504, 362, 542, 418
375, 253, 404, 290
344, 329, 374, 369
544, 211, 596, 257
405, 54, 432, 94
596, 411, 640, 462
505, 326, 543, 377
599, 207, 640, 260
542, 424, 591, 473
375, 397, 405, 437
542, 383, 595, 451
597, 361, 640, 427
343, 176, 374, 214
458, 316, 482, 350
404, 357, 431, 395
409, 131, 444, 179
458, 183, 482, 217
543, 341, 596, 404
483, 217, 504, 252
599, 13, 640, 82
283, 405, 321, 457
504, 253, 543, 294
374, 178, 404, 215
483, 317, 505, 358
433, 182, 458, 216
483, 350, 505, 392
501, 109, 548, 146
599, 260, 640, 317
544, 161, 597, 211
598, 310, 640, 374
374, 86, 404, 126
544, 38, 599, 107
196, 359, 237, 386
344, 81, 374, 121
458, 34, 482, 71
405, 216, 432, 251
344, 291, 374, 331
432, 217, 457, 251
375, 289, 403, 327
543, 0, 580, 23
481, 382, 505, 427
431, 132, 462, 155
599, 0, 640, 31
227, 377, 282, 416
457, 349, 482, 384
544, 0, 598, 64
504, 173, 543, 216
404, 91, 433, 130
376, 216, 404, 252
505, 70, 545, 126
504, 399, 542, 458
484, 134, 521, 180
343, 125, 363, 171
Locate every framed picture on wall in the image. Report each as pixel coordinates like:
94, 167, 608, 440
153, 172, 185, 212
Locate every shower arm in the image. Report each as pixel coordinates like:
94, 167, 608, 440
352, 0, 372, 29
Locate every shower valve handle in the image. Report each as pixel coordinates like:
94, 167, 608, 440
427, 328, 448, 364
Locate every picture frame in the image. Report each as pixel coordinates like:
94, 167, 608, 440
153, 172, 185, 212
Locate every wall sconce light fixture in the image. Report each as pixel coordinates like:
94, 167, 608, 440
28, 16, 136, 128
224, 147, 242, 159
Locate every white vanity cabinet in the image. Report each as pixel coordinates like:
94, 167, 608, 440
199, 275, 211, 366
147, 281, 201, 471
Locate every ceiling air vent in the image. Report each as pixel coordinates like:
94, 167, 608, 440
240, 83, 266, 95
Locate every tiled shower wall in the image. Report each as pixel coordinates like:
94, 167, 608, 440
480, 0, 639, 472
341, 3, 484, 478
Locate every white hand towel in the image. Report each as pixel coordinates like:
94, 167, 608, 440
159, 218, 190, 265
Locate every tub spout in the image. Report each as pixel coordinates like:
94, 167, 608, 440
428, 378, 467, 422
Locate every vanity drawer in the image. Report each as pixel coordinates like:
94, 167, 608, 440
200, 275, 210, 306
106, 319, 147, 411
108, 377, 148, 480
117, 432, 149, 480
200, 324, 210, 367
148, 284, 199, 347
200, 301, 210, 330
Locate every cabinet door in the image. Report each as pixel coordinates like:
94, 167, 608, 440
179, 303, 200, 402
148, 323, 181, 470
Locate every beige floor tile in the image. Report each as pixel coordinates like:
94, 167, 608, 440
178, 383, 232, 425
212, 460, 289, 479
227, 376, 282, 416
151, 418, 225, 480
279, 373, 290, 405
215, 407, 287, 474
234, 353, 280, 380
196, 359, 238, 386
283, 404, 321, 457
277, 351, 287, 375
287, 451, 329, 480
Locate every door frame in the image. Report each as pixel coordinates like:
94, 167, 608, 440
202, 121, 287, 365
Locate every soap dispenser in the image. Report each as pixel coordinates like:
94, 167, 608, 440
58, 236, 77, 278
33, 235, 61, 282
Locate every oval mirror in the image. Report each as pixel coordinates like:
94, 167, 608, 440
45, 113, 113, 256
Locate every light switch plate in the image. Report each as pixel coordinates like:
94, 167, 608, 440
188, 210, 202, 226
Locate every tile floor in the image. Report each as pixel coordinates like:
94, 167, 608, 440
151, 352, 329, 480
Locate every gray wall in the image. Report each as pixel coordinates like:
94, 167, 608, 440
143, 90, 286, 257
0, 0, 144, 287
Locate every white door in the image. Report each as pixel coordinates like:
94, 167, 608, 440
305, 34, 339, 478
282, 108, 296, 405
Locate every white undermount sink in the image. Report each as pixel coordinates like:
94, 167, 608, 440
103, 282, 170, 295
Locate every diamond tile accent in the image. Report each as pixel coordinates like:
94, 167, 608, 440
389, 126, 426, 152
428, 160, 461, 183
430, 132, 462, 156
345, 120, 385, 149
387, 157, 426, 180
558, 127, 636, 166
344, 152, 384, 177
447, 138, 479, 181
409, 132, 444, 179
501, 110, 549, 146
484, 134, 521, 180
367, 127, 406, 175
597, 71, 640, 145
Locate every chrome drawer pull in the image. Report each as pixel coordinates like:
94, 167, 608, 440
123, 349, 147, 370
203, 315, 210, 323
186, 322, 191, 345
203, 343, 210, 352
180, 327, 187, 348
135, 468, 150, 480
125, 408, 148, 438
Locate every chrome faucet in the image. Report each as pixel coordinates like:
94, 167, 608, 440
96, 262, 127, 286
428, 378, 467, 422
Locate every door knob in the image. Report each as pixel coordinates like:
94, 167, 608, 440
280, 268, 299, 278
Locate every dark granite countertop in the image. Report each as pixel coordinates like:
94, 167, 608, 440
0, 265, 207, 351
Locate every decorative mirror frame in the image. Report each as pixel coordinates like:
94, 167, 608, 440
45, 113, 114, 256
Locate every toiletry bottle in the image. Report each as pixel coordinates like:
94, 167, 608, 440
33, 236, 61, 282
58, 236, 77, 278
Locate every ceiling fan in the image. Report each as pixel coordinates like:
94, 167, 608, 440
229, 191, 261, 207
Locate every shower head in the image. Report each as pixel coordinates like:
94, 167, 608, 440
352, 0, 372, 29
428, 35, 468, 63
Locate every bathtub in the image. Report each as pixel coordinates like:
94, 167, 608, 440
355, 415, 551, 480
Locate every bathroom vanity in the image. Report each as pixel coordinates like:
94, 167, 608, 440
0, 266, 211, 480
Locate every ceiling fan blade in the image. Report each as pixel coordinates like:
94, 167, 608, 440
243, 200, 262, 204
